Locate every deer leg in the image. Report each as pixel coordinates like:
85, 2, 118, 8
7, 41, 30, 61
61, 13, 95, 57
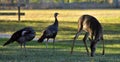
71, 39, 75, 54
90, 41, 97, 57
46, 38, 49, 48
83, 32, 89, 56
71, 31, 82, 54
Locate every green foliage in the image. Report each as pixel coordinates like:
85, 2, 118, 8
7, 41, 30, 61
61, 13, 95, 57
45, 0, 109, 3
29, 0, 40, 3
54, 0, 61, 3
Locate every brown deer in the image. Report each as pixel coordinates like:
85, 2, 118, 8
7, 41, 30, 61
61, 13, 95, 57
71, 14, 105, 57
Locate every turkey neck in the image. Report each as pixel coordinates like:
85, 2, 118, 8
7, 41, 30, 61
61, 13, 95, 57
53, 16, 58, 26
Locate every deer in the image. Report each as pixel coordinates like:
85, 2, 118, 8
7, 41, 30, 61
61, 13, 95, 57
71, 14, 105, 57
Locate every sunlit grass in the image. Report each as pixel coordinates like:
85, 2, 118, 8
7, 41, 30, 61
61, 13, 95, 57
0, 9, 120, 23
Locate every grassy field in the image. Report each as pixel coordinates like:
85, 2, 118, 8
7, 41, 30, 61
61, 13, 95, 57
0, 9, 120, 62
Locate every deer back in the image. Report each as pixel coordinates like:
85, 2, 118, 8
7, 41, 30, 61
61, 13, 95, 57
78, 15, 103, 41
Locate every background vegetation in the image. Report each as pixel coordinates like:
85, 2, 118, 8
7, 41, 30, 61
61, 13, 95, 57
0, 0, 119, 9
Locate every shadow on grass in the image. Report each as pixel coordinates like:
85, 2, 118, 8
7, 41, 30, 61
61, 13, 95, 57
0, 47, 119, 62
26, 22, 120, 34
0, 21, 120, 36
1, 38, 119, 62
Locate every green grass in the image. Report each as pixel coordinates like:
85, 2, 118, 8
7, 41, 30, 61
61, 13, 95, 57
0, 39, 120, 62
0, 9, 120, 62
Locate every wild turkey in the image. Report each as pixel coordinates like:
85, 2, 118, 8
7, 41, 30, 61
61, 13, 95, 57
3, 27, 36, 50
38, 12, 59, 48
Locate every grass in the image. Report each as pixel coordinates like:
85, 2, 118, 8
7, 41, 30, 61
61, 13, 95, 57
0, 39, 120, 62
0, 9, 120, 39
0, 9, 120, 62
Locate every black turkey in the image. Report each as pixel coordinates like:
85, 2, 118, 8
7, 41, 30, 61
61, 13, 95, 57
38, 12, 59, 48
3, 27, 36, 49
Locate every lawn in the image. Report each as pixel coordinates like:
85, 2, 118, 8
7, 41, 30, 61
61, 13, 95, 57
0, 9, 120, 62
0, 39, 120, 62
